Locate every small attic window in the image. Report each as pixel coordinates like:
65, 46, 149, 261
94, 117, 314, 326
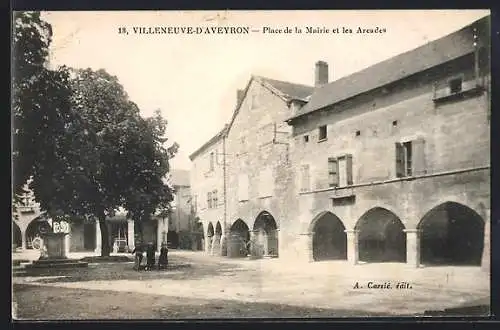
303, 135, 309, 143
355, 130, 361, 137
449, 77, 463, 94
392, 120, 398, 127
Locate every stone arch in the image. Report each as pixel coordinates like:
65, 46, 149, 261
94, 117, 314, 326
12, 221, 22, 248
194, 221, 204, 251
25, 216, 52, 249
206, 222, 215, 253
355, 207, 406, 263
418, 202, 484, 266
227, 219, 250, 258
211, 221, 223, 256
310, 211, 347, 262
253, 211, 279, 257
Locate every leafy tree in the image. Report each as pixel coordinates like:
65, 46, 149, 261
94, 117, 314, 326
120, 110, 179, 245
12, 11, 71, 197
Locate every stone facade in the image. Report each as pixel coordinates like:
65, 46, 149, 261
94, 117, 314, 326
285, 16, 490, 269
189, 130, 227, 255
189, 15, 491, 269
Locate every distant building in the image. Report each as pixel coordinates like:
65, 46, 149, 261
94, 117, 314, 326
12, 170, 193, 254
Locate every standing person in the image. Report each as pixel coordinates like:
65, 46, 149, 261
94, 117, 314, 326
146, 242, 156, 271
132, 242, 144, 271
158, 242, 169, 270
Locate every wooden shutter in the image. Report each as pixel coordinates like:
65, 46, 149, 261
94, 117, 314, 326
328, 157, 339, 187
412, 138, 426, 176
346, 154, 353, 185
395, 142, 405, 178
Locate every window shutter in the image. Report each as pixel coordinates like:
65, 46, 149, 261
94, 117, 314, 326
346, 154, 353, 185
395, 142, 405, 178
328, 157, 339, 187
412, 138, 426, 176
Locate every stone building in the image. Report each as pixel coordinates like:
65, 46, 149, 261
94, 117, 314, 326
12, 170, 193, 254
189, 127, 228, 255
189, 15, 490, 269
284, 15, 490, 269
190, 76, 314, 257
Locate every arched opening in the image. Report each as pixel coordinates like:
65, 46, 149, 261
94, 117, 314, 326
418, 202, 484, 266
194, 221, 204, 251
25, 217, 52, 250
228, 219, 250, 258
12, 222, 22, 249
311, 212, 347, 261
355, 208, 406, 263
212, 221, 223, 255
207, 222, 214, 253
253, 211, 279, 257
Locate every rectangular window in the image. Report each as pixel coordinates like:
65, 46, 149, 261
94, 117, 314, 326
449, 77, 463, 94
396, 141, 414, 177
396, 138, 426, 177
328, 157, 338, 187
209, 152, 215, 171
303, 135, 309, 143
212, 190, 218, 208
329, 155, 353, 187
318, 125, 327, 141
207, 192, 212, 209
300, 164, 311, 192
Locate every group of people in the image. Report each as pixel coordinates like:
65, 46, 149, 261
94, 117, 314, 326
132, 241, 169, 271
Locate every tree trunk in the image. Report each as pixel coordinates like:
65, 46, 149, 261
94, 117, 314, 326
99, 215, 110, 257
134, 219, 144, 245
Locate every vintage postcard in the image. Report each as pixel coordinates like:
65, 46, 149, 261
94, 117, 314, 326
12, 9, 491, 319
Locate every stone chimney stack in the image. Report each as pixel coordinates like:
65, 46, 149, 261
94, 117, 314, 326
237, 89, 245, 105
315, 61, 329, 87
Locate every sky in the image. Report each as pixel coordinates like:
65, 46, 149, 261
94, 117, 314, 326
41, 10, 490, 171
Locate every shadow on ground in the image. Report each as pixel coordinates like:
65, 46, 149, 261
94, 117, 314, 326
13, 254, 251, 283
13, 283, 393, 319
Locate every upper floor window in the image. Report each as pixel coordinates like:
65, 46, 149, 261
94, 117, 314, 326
212, 190, 218, 208
449, 77, 463, 94
395, 138, 426, 178
328, 154, 353, 187
207, 192, 212, 209
318, 125, 327, 141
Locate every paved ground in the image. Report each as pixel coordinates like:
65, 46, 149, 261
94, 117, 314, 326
12, 250, 490, 319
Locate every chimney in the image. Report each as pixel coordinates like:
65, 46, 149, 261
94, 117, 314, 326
237, 89, 245, 106
315, 61, 329, 87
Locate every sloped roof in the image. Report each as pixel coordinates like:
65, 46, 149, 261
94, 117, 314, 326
257, 76, 314, 101
188, 125, 228, 161
189, 75, 313, 161
225, 75, 313, 135
287, 15, 490, 122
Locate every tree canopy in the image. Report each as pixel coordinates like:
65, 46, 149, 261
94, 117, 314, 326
12, 12, 179, 256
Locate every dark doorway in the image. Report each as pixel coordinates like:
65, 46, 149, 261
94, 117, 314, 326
194, 221, 204, 251
228, 219, 250, 258
212, 221, 223, 255
253, 211, 279, 257
311, 212, 347, 261
419, 202, 484, 266
355, 208, 406, 263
